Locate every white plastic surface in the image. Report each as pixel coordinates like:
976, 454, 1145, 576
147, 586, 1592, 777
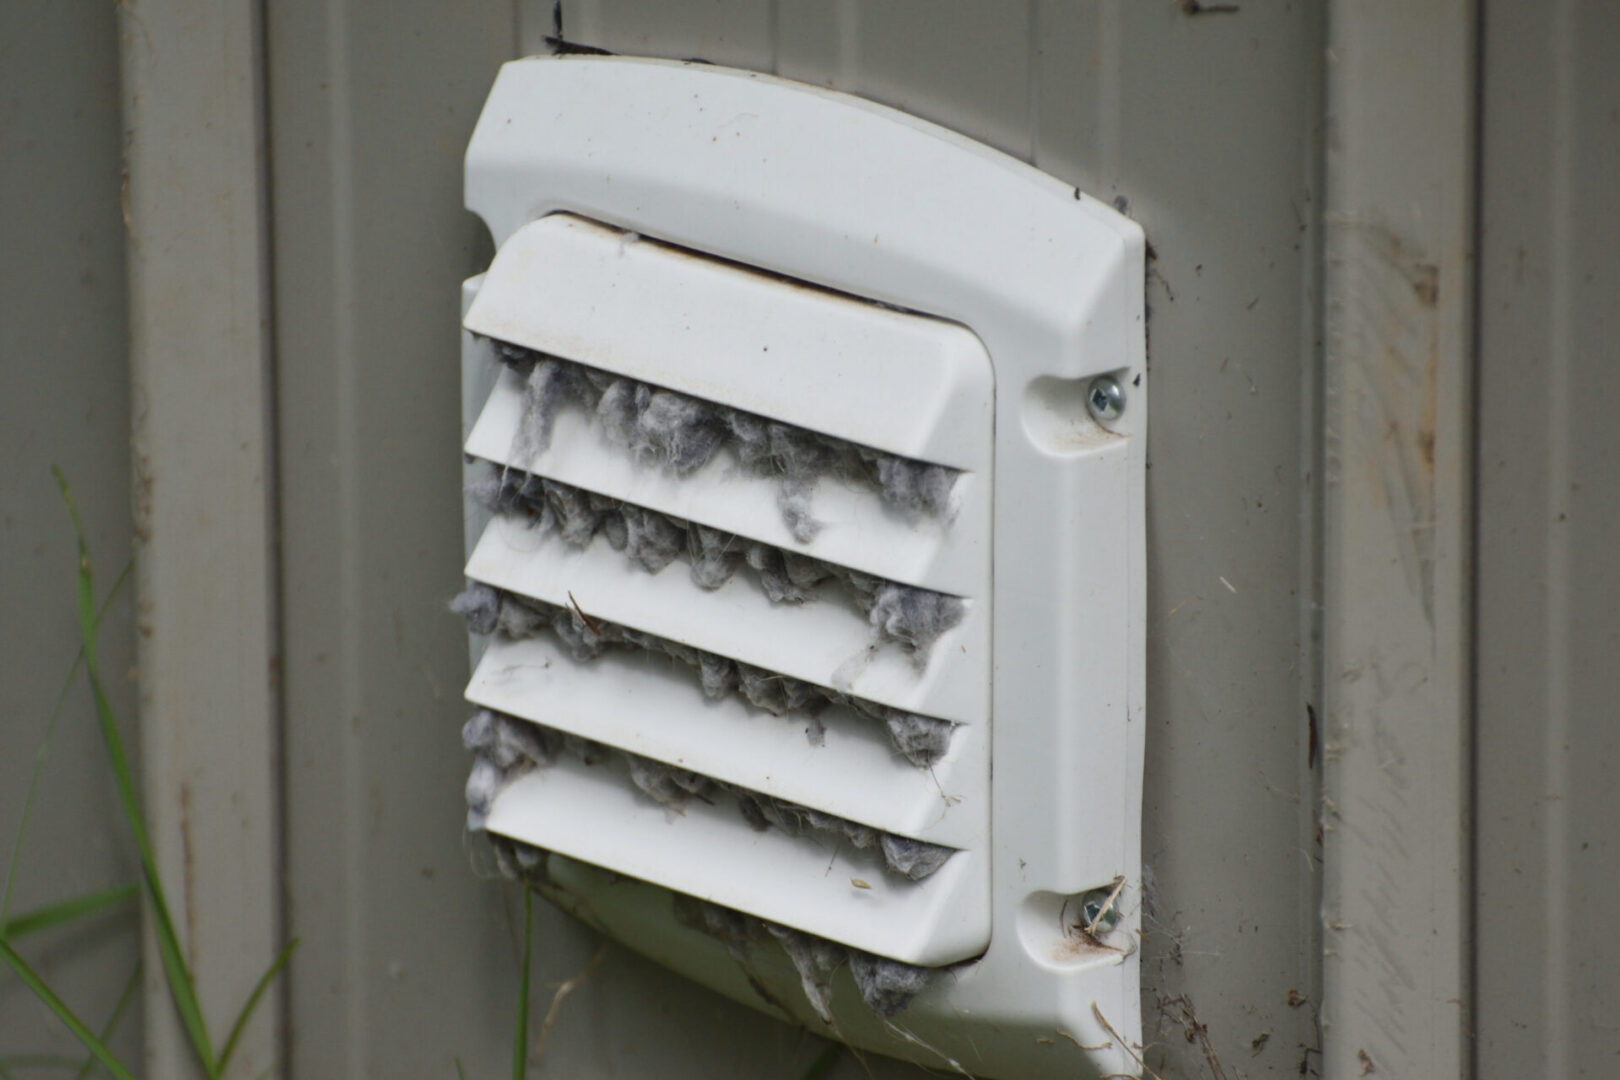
465, 513, 986, 723
465, 362, 985, 595
465, 214, 992, 469
462, 56, 1145, 1080
485, 762, 989, 967
468, 634, 983, 848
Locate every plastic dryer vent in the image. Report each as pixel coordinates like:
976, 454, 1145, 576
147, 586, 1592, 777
454, 56, 1147, 1080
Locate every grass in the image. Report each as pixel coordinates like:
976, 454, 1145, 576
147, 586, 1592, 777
8, 467, 840, 1079
513, 889, 533, 1080
0, 469, 298, 1079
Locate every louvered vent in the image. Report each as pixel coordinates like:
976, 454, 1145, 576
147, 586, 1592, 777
457, 56, 1146, 1080
459, 213, 992, 966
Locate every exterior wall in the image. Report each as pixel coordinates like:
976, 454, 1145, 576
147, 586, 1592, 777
6, 1, 1619, 1078
268, 3, 1324, 1077
0, 0, 144, 1068
1475, 4, 1620, 1077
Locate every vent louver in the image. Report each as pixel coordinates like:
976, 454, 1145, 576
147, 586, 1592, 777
459, 213, 993, 968
458, 56, 1146, 1080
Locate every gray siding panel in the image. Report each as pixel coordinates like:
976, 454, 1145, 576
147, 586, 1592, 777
0, 0, 142, 1068
268, 1, 1324, 1075
1476, 2, 1620, 1077
26, 1, 1620, 1077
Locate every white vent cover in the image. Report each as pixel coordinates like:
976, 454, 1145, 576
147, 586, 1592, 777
458, 57, 1146, 1079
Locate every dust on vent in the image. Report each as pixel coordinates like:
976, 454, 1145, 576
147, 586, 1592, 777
456, 57, 1146, 1080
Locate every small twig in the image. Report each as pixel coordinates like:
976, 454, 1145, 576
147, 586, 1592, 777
823, 842, 840, 876
566, 591, 600, 635
1085, 876, 1128, 936
1092, 1004, 1167, 1080
1157, 994, 1229, 1080
1058, 1030, 1112, 1052
531, 943, 609, 1063
880, 1020, 976, 1078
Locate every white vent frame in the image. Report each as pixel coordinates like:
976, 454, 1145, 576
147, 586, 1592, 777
462, 56, 1146, 1079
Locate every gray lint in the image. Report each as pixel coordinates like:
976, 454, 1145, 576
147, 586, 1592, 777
878, 834, 954, 882
449, 582, 500, 635
881, 713, 955, 768
484, 833, 549, 882
507, 350, 607, 465
452, 582, 957, 769
678, 895, 953, 1019
461, 708, 563, 831
487, 339, 962, 539
462, 756, 504, 832
483, 837, 956, 1020
848, 950, 939, 1017
865, 583, 966, 660
672, 892, 760, 966
765, 924, 846, 1023
461, 707, 955, 883
469, 464, 966, 664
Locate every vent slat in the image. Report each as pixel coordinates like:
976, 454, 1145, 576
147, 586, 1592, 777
463, 214, 993, 469
465, 514, 989, 724
484, 761, 990, 967
465, 363, 985, 595
461, 209, 997, 968
468, 635, 983, 848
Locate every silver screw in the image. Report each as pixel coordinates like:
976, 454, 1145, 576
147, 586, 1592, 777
1087, 374, 1125, 421
1079, 887, 1122, 931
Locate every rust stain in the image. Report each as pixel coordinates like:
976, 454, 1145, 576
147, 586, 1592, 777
1411, 264, 1439, 308
1331, 218, 1446, 626
1048, 931, 1122, 965
133, 450, 154, 544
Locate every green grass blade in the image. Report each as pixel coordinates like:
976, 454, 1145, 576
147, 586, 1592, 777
74, 960, 142, 1080
455, 1060, 468, 1080
1, 883, 138, 941
0, 939, 137, 1080
797, 1043, 843, 1080
54, 467, 219, 1076
216, 937, 300, 1076
2, 558, 132, 925
513, 888, 533, 1080
84, 648, 215, 1074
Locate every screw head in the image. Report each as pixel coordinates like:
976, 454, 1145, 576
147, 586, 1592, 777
1079, 887, 1122, 932
1087, 375, 1125, 422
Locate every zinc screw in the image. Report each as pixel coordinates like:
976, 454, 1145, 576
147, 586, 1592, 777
1080, 887, 1122, 931
1087, 374, 1125, 422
